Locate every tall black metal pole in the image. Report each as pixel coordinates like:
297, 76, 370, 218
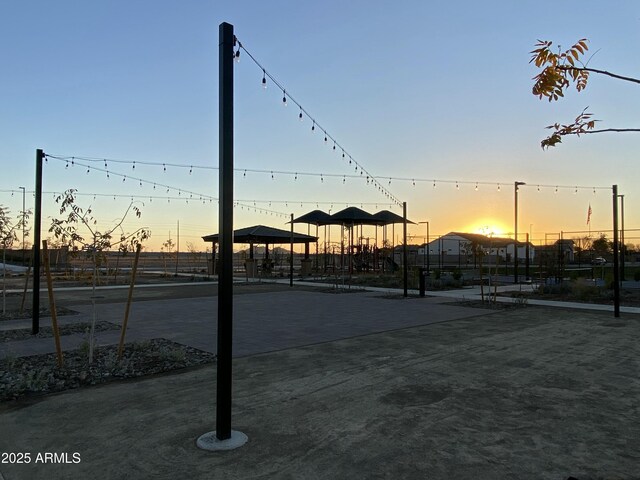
32, 149, 43, 335
514, 181, 525, 284
216, 21, 234, 441
290, 214, 294, 287
403, 202, 408, 297
612, 185, 620, 318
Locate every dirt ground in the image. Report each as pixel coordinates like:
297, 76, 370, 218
1, 303, 639, 479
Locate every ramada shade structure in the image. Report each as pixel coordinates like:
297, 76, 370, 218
291, 207, 415, 226
202, 224, 318, 245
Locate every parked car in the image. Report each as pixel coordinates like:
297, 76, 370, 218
592, 257, 607, 265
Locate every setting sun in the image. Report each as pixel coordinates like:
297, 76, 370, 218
465, 221, 511, 238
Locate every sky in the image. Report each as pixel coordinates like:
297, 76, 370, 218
1, 1, 639, 251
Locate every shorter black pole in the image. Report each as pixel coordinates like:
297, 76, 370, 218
612, 185, 620, 317
403, 202, 408, 298
290, 214, 294, 287
32, 149, 43, 335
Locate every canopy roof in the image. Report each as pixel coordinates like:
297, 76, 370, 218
284, 207, 416, 227
291, 210, 333, 226
328, 206, 379, 225
372, 210, 416, 225
202, 225, 318, 245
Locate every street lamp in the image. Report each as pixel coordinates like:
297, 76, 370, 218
419, 221, 429, 272
514, 181, 526, 283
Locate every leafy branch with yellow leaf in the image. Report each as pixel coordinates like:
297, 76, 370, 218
530, 39, 640, 148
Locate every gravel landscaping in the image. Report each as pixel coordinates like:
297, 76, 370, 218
0, 306, 77, 321
0, 339, 216, 402
0, 320, 119, 342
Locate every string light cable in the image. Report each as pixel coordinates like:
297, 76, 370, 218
234, 37, 402, 206
41, 154, 288, 218
43, 154, 611, 194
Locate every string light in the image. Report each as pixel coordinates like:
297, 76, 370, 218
282, 90, 287, 106
299, 108, 303, 121
262, 69, 267, 89
475, 182, 478, 191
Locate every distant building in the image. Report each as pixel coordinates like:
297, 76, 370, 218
395, 232, 536, 268
535, 238, 575, 263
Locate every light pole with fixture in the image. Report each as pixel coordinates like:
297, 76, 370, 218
419, 221, 429, 272
514, 181, 526, 283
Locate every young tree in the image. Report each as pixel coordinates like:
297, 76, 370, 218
49, 189, 150, 363
1, 206, 31, 314
592, 234, 612, 256
530, 39, 640, 148
161, 237, 175, 276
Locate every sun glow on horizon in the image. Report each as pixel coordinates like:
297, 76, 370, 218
465, 221, 511, 238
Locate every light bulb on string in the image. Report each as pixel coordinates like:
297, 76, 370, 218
497, 184, 501, 192
324, 132, 327, 143
475, 182, 478, 191
299, 108, 303, 121
388, 178, 391, 186
412, 179, 416, 187
537, 185, 540, 192
456, 181, 459, 190
574, 187, 578, 194
433, 180, 436, 189
311, 121, 315, 133
132, 161, 135, 170
343, 176, 346, 184
262, 70, 267, 89
271, 171, 274, 180
282, 90, 287, 106
189, 166, 192, 175
235, 48, 240, 62
86, 167, 90, 175
243, 169, 246, 178
555, 186, 558, 193
593, 188, 596, 195
163, 164, 166, 172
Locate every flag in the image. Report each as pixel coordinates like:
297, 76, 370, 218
587, 204, 592, 225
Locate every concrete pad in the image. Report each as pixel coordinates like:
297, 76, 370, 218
1, 307, 639, 479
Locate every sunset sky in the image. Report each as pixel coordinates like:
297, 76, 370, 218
1, 1, 638, 251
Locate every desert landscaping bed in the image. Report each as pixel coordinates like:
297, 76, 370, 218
0, 338, 216, 402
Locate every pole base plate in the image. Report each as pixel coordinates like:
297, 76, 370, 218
196, 430, 248, 451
